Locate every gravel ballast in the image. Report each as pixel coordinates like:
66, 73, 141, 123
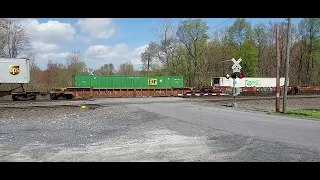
1, 97, 320, 161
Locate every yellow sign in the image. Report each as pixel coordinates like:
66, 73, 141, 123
9, 65, 20, 75
148, 78, 157, 85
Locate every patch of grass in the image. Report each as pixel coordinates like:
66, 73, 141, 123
270, 109, 320, 119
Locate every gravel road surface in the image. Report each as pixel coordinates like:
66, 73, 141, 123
1, 97, 320, 162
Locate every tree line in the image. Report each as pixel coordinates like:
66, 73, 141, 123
141, 18, 320, 88
1, 18, 320, 92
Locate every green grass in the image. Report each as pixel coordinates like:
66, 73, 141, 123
274, 109, 320, 119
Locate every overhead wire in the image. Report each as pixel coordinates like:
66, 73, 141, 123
209, 18, 233, 31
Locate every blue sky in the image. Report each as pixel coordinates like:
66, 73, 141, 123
22, 18, 302, 70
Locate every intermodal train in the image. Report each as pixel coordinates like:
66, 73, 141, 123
0, 58, 190, 100
1, 58, 319, 101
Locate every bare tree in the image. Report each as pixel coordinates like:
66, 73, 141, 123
0, 18, 9, 57
212, 27, 229, 43
0, 18, 32, 58
153, 19, 176, 40
96, 63, 115, 75
140, 42, 160, 73
150, 19, 181, 74
118, 62, 135, 75
66, 51, 87, 75
253, 23, 268, 75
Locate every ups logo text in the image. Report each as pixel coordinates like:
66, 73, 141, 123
9, 65, 20, 75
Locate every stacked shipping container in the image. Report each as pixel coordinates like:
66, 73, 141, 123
72, 75, 184, 89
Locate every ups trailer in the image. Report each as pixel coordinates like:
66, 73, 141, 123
0, 58, 41, 100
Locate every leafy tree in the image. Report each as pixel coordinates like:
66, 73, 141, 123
176, 18, 209, 87
238, 41, 259, 77
227, 18, 253, 47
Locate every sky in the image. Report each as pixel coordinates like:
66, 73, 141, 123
19, 18, 303, 70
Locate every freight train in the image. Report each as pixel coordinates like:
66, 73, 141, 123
0, 58, 190, 100
1, 58, 319, 101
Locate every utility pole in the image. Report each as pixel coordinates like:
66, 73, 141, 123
283, 18, 291, 113
276, 26, 280, 113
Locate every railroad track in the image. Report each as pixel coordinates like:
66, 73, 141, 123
0, 94, 319, 111
1, 94, 320, 106
197, 94, 320, 102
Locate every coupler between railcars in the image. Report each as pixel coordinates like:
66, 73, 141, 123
49, 88, 74, 100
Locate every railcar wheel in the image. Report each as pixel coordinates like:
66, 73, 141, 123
28, 94, 37, 100
12, 95, 19, 101
50, 94, 58, 100
65, 94, 73, 99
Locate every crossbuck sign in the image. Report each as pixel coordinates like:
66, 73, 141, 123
87, 68, 95, 76
231, 58, 242, 73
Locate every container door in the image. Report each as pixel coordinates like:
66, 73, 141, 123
75, 75, 91, 87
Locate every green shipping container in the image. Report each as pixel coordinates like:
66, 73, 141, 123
72, 75, 184, 89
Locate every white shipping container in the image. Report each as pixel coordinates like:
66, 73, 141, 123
212, 77, 288, 87
0, 58, 30, 84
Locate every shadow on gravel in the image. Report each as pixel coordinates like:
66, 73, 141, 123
0, 104, 103, 110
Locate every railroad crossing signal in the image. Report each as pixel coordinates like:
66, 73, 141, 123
231, 58, 242, 73
229, 58, 243, 107
87, 68, 95, 76
231, 72, 244, 79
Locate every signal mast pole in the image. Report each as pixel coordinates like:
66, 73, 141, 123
276, 26, 280, 113
283, 18, 291, 113
232, 77, 236, 107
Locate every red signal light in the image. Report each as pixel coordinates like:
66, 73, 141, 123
239, 73, 243, 79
